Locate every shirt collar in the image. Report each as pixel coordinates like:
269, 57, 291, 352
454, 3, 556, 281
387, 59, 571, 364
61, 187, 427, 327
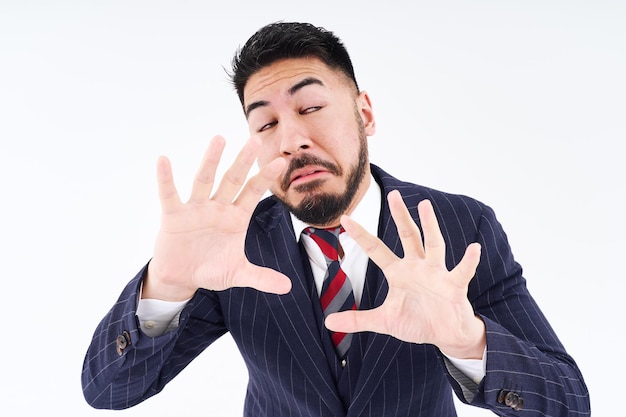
290, 173, 382, 241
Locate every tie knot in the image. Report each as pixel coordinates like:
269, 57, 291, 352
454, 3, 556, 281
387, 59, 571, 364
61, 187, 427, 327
304, 226, 344, 262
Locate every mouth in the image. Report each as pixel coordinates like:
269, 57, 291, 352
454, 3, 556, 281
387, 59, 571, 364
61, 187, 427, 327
286, 168, 332, 191
280, 154, 341, 192
290, 167, 328, 185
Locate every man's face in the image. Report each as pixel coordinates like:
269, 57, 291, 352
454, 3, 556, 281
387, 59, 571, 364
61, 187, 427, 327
243, 57, 376, 226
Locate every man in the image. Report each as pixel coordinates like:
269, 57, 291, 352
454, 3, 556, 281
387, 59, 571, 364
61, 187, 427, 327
82, 22, 590, 416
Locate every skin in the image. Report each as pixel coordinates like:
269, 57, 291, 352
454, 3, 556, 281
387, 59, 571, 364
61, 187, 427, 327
142, 57, 486, 360
244, 58, 375, 227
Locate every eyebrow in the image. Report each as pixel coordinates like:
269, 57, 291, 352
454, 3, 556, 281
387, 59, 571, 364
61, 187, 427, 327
245, 77, 325, 118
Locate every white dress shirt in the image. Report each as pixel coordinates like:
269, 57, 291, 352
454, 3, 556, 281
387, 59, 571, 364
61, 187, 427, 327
137, 174, 486, 384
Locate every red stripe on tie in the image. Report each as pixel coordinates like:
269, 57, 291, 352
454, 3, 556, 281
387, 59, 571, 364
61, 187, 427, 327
308, 233, 338, 260
332, 331, 347, 347
319, 269, 347, 310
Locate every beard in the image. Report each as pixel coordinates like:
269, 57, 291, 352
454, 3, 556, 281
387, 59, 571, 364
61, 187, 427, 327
275, 116, 369, 227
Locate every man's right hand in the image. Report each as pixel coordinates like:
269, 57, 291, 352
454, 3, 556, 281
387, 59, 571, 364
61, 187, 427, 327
142, 135, 291, 301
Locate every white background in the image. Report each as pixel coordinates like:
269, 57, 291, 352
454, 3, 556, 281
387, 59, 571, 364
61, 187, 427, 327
1, 1, 623, 415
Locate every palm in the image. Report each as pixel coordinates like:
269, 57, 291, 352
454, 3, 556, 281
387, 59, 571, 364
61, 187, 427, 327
145, 136, 291, 301
326, 191, 485, 359
153, 200, 253, 291
370, 255, 479, 348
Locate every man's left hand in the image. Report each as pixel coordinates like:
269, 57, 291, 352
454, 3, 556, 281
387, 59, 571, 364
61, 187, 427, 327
325, 190, 486, 359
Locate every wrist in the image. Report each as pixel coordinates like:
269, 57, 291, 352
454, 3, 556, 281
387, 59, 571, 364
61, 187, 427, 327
441, 315, 486, 360
142, 262, 196, 301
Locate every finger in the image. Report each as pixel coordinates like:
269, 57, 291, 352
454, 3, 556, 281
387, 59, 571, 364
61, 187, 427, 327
341, 214, 398, 271
212, 136, 261, 204
452, 242, 482, 287
236, 264, 292, 295
189, 135, 225, 204
387, 190, 425, 258
156, 155, 182, 214
417, 200, 446, 266
324, 308, 384, 335
234, 156, 286, 214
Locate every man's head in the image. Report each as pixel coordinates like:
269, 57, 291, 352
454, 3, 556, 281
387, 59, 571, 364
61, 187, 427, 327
230, 22, 359, 105
230, 22, 376, 228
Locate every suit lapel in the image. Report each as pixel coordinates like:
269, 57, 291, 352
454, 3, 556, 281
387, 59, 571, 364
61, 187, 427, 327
247, 200, 345, 415
348, 166, 425, 416
347, 215, 404, 415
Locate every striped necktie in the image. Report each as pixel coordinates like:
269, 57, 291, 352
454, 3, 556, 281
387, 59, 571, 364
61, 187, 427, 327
304, 226, 356, 360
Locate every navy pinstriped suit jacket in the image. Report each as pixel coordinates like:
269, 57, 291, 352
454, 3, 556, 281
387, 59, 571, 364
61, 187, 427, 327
82, 164, 590, 416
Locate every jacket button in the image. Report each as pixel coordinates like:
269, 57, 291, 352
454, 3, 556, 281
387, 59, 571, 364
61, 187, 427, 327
497, 390, 507, 404
497, 390, 524, 411
505, 391, 524, 411
116, 331, 131, 356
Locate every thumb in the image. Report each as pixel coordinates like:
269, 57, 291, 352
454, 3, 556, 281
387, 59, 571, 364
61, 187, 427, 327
325, 309, 382, 334
453, 242, 481, 287
237, 264, 292, 295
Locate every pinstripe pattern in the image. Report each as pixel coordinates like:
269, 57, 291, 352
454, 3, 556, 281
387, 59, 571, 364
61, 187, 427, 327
82, 164, 590, 416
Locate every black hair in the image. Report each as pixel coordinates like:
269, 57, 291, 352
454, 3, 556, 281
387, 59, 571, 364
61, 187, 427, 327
229, 22, 359, 105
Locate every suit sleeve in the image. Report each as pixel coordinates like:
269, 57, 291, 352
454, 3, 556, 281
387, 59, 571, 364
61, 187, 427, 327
81, 264, 228, 409
445, 202, 590, 415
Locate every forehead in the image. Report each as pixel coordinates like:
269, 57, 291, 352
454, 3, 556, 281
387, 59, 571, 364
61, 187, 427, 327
243, 57, 350, 107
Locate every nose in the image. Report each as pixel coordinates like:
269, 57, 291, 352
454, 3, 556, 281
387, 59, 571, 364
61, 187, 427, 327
279, 119, 311, 156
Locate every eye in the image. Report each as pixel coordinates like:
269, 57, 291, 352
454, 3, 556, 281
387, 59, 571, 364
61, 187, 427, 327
258, 120, 277, 132
300, 106, 322, 115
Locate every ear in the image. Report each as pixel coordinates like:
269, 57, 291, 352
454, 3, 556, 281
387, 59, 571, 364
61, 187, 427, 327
357, 91, 376, 136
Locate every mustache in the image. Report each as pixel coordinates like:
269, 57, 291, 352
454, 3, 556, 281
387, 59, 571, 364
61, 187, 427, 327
281, 154, 341, 191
